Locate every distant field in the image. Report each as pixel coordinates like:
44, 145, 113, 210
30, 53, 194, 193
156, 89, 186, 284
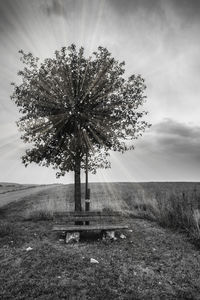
1, 181, 200, 213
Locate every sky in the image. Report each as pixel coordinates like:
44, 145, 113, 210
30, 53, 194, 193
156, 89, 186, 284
0, 0, 200, 184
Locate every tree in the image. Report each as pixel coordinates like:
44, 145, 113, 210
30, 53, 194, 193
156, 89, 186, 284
11, 44, 150, 211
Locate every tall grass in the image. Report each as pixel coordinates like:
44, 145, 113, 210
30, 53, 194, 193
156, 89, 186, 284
0, 221, 15, 237
23, 196, 73, 221
21, 182, 200, 246
129, 189, 200, 246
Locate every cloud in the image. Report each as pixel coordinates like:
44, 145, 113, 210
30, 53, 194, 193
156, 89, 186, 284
108, 0, 200, 23
107, 0, 162, 14
0, 0, 17, 34
153, 119, 200, 139
170, 0, 200, 23
137, 119, 200, 160
41, 0, 69, 17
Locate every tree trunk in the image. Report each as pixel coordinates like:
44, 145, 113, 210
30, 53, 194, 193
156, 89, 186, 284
74, 153, 82, 212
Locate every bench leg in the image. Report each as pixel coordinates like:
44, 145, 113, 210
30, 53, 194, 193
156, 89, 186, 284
65, 232, 80, 244
102, 230, 117, 240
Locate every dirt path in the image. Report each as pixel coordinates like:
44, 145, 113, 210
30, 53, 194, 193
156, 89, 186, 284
0, 184, 60, 208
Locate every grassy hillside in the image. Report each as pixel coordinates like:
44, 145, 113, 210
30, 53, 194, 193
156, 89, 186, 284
1, 181, 200, 299
1, 181, 200, 244
1, 181, 199, 211
0, 182, 200, 299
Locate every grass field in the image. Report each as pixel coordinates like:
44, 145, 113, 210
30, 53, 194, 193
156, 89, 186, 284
0, 182, 200, 299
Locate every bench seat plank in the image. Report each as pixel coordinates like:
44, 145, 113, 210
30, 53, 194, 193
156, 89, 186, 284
53, 211, 123, 217
54, 216, 124, 222
53, 224, 128, 232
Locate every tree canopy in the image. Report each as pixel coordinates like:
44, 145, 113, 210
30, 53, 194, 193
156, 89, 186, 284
11, 45, 149, 174
11, 44, 150, 210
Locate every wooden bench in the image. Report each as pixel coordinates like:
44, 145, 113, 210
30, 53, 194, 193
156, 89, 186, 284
52, 211, 129, 243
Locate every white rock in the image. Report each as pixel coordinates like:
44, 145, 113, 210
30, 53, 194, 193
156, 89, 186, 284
90, 258, 99, 264
26, 247, 33, 251
103, 230, 116, 240
65, 232, 80, 244
128, 229, 133, 232
120, 234, 126, 239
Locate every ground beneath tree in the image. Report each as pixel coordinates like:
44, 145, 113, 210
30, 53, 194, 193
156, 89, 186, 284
0, 216, 200, 299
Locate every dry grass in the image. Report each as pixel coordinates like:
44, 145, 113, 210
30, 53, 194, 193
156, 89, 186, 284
0, 221, 15, 237
126, 189, 200, 246
1, 182, 200, 299
19, 182, 200, 246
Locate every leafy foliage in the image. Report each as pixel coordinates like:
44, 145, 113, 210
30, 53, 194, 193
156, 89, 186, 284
11, 44, 149, 176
